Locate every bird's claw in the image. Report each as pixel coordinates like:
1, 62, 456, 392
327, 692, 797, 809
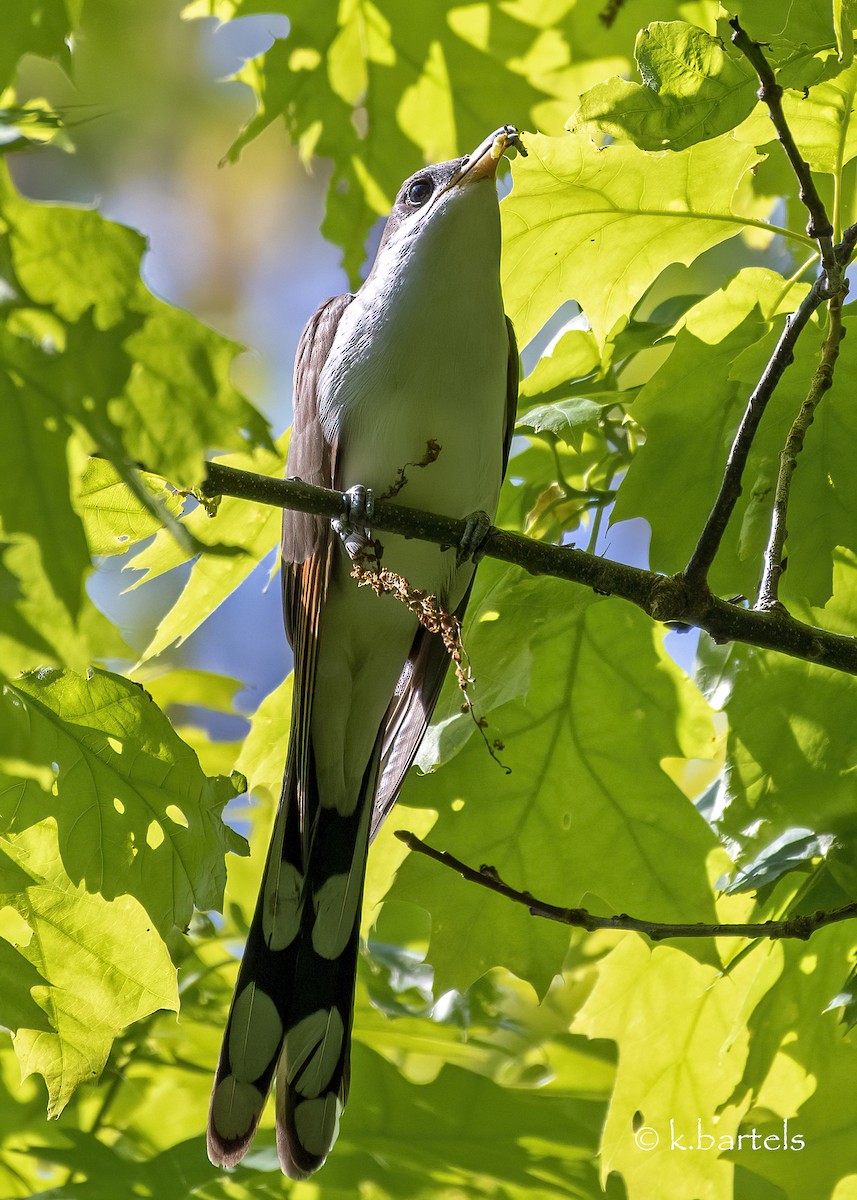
333, 485, 375, 560
457, 510, 493, 566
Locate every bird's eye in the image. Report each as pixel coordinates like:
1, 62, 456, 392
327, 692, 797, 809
406, 177, 434, 207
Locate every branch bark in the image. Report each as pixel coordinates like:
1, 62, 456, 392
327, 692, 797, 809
756, 296, 846, 610
681, 23, 854, 591
730, 18, 835, 262
681, 276, 829, 587
395, 830, 857, 942
198, 461, 857, 675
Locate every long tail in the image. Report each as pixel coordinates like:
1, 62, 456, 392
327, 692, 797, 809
207, 738, 379, 1178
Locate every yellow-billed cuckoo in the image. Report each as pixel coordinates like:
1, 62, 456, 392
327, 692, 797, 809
208, 126, 521, 1178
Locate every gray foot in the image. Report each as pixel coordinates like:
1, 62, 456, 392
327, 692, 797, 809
457, 510, 493, 566
332, 485, 375, 560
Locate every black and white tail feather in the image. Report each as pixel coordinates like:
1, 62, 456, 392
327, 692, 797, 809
207, 724, 381, 1178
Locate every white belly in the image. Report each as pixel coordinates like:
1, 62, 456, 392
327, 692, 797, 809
321, 273, 508, 587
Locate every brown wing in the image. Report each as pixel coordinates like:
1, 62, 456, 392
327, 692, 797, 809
281, 293, 353, 847
501, 316, 520, 475
282, 293, 353, 589
370, 316, 519, 838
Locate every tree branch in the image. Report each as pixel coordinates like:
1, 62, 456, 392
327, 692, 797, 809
395, 830, 857, 942
198, 461, 857, 675
730, 17, 835, 263
757, 296, 846, 610
682, 25, 854, 591
837, 222, 857, 263
682, 273, 828, 588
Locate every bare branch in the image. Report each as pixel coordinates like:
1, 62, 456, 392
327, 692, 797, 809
682, 275, 828, 587
757, 297, 846, 610
682, 28, 855, 593
395, 830, 857, 942
597, 0, 628, 29
838, 222, 857, 262
730, 18, 835, 265
197, 460, 857, 675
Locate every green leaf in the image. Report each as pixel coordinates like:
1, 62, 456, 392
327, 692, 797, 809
572, 21, 758, 151
734, 1043, 857, 1198
709, 641, 857, 893
0, 315, 155, 672
26, 1131, 223, 1200
339, 1043, 604, 1194
127, 438, 287, 661
501, 130, 773, 348
1, 820, 178, 1117
21, 1039, 608, 1198
834, 0, 857, 63
723, 924, 857, 1200
0, 668, 248, 935
134, 666, 244, 717
0, 166, 272, 673
4, 187, 145, 330
0, 1, 72, 94
234, 672, 291, 808
787, 548, 857, 640
0, 534, 92, 678
519, 325, 602, 403
0, 103, 71, 157
517, 395, 618, 450
119, 308, 271, 484
730, 0, 849, 54
72, 457, 184, 558
393, 582, 718, 996
0, 934, 51, 1034
0, 377, 91, 667
576, 934, 783, 1199
1, 167, 272, 482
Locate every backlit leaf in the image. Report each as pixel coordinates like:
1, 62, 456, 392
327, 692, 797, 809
573, 21, 757, 151
0, 668, 248, 935
501, 130, 776, 348
1, 820, 178, 1116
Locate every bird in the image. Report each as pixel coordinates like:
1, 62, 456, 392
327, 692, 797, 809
207, 126, 521, 1179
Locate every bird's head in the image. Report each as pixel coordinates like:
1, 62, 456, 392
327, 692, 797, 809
369, 126, 524, 279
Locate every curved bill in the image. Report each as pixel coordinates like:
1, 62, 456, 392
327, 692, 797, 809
450, 124, 528, 188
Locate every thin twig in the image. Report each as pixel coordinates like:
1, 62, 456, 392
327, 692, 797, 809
730, 19, 855, 610
598, 0, 628, 28
757, 297, 846, 609
682, 276, 829, 587
395, 830, 857, 942
196, 460, 857, 675
683, 27, 854, 591
837, 222, 857, 262
730, 18, 835, 265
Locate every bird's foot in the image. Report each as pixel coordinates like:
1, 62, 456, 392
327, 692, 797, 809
333, 485, 375, 560
457, 510, 493, 566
